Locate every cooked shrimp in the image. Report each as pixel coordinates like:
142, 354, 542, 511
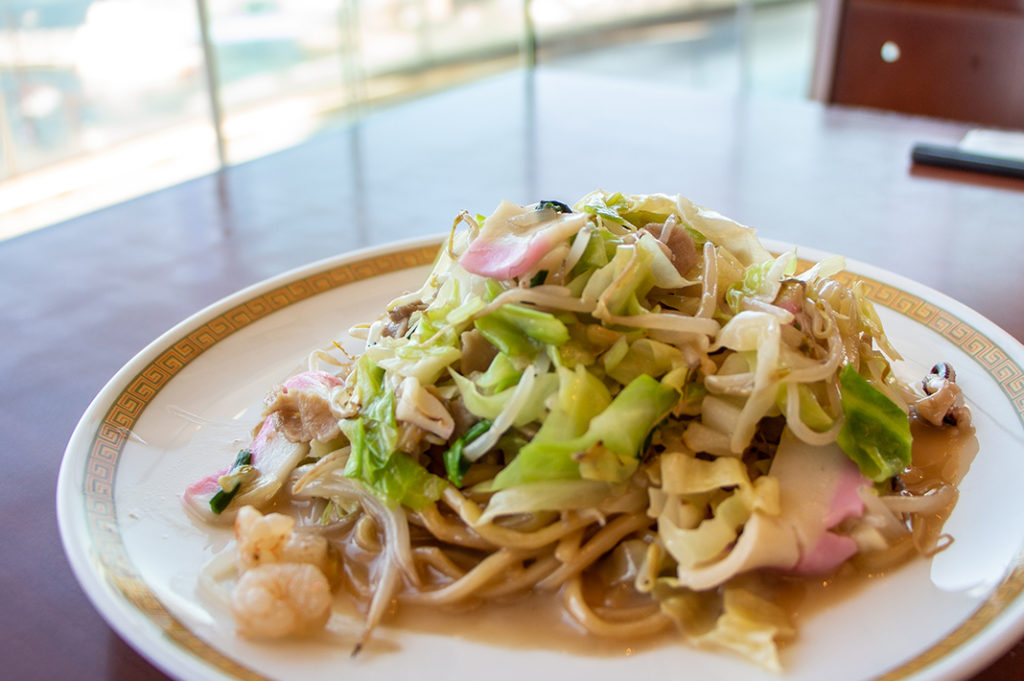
230, 563, 332, 638
234, 505, 330, 572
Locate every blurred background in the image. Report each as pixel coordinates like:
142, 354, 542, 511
0, 0, 820, 240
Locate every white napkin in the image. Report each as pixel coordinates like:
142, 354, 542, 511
959, 129, 1024, 163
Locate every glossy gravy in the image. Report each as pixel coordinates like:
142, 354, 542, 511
390, 589, 675, 656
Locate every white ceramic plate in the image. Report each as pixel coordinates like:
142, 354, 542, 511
58, 237, 1024, 681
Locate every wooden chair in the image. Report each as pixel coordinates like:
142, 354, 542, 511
811, 0, 1024, 128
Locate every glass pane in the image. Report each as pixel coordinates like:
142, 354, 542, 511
210, 0, 526, 165
534, 0, 816, 98
745, 0, 817, 98
358, 0, 525, 82
0, 0, 817, 241
531, 0, 737, 41
208, 0, 353, 164
1, 1, 93, 179
0, 0, 218, 237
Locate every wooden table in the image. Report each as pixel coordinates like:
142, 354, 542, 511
2, 67, 1022, 681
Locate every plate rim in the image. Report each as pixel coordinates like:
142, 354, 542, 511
56, 235, 1024, 681
56, 235, 442, 681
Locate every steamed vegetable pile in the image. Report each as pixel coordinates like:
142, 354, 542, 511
185, 191, 970, 668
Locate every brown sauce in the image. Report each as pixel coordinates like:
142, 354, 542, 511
390, 590, 675, 657
902, 418, 978, 554
906, 417, 978, 489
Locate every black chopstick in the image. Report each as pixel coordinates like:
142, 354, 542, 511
911, 143, 1024, 180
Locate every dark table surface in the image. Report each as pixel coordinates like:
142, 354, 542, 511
2, 67, 1022, 681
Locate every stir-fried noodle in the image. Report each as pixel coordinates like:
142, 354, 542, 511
185, 192, 973, 668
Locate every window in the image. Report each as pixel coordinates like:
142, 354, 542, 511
0, 0, 813, 240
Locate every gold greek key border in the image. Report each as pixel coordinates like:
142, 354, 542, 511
827, 268, 1024, 679
79, 245, 1023, 681
833, 270, 1024, 420
82, 245, 438, 680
